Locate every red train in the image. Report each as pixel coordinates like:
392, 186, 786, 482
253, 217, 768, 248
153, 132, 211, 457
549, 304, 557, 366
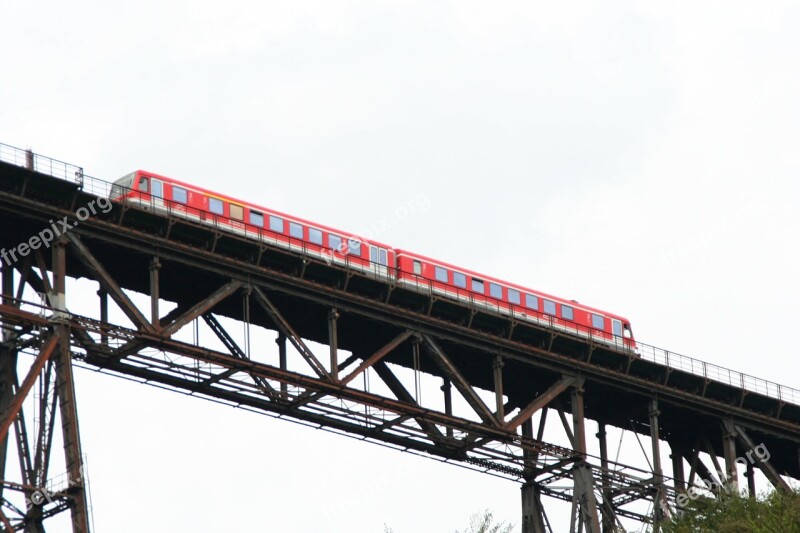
110, 171, 636, 352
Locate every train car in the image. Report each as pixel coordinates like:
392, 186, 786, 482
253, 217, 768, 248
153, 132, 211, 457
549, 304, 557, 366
395, 250, 636, 352
109, 171, 395, 279
109, 171, 636, 353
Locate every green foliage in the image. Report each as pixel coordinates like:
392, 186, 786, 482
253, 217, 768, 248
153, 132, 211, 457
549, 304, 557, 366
664, 489, 800, 533
455, 509, 514, 533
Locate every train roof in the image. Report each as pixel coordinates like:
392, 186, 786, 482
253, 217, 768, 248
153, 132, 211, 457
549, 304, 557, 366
395, 249, 631, 323
130, 170, 396, 250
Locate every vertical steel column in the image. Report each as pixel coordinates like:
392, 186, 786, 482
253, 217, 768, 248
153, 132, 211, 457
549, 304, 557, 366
522, 418, 535, 477
596, 423, 615, 532
670, 445, 686, 498
649, 399, 667, 528
52, 239, 90, 532
571, 385, 600, 533
745, 460, 756, 498
722, 420, 739, 490
97, 287, 108, 346
277, 333, 288, 398
493, 355, 504, 420
328, 309, 339, 381
149, 257, 160, 329
521, 481, 547, 533
0, 263, 16, 499
521, 415, 547, 533
441, 378, 453, 439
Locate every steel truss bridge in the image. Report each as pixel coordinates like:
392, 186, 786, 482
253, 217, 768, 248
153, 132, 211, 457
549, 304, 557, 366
0, 143, 798, 532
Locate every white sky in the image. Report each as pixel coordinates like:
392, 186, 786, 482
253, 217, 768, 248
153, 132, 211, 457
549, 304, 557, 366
2, 1, 800, 531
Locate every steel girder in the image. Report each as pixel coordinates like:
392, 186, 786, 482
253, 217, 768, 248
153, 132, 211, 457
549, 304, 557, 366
1, 157, 799, 532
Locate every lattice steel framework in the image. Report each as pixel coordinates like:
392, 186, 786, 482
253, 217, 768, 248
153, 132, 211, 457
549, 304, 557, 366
1, 144, 799, 532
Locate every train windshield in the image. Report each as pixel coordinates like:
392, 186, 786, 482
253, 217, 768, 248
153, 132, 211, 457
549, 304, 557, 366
623, 323, 633, 338
110, 172, 136, 199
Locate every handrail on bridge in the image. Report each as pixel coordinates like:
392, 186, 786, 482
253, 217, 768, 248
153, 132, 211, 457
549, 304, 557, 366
1, 141, 798, 408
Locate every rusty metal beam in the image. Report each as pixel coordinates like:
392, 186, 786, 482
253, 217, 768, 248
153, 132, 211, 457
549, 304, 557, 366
0, 334, 59, 444
649, 399, 668, 529
201, 313, 277, 397
149, 257, 160, 329
0, 263, 16, 499
734, 424, 791, 492
597, 423, 615, 532
422, 335, 501, 428
55, 328, 90, 532
340, 331, 413, 386
372, 360, 446, 445
506, 376, 576, 432
65, 232, 155, 333
571, 385, 601, 533
328, 309, 339, 381
722, 419, 738, 489
494, 355, 505, 421
161, 280, 243, 337
252, 286, 330, 380
53, 238, 90, 532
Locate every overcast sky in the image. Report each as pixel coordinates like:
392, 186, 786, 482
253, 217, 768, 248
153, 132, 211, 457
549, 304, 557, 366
2, 1, 800, 531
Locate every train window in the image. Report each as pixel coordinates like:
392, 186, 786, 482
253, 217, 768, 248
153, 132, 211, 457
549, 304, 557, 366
472, 278, 484, 293
413, 260, 422, 275
152, 179, 163, 198
592, 314, 605, 330
269, 215, 284, 233
489, 283, 502, 299
435, 266, 448, 283
138, 177, 149, 193
543, 299, 556, 315
379, 248, 388, 266
348, 238, 361, 256
309, 228, 323, 245
111, 174, 134, 198
329, 234, 342, 252
209, 198, 224, 215
172, 186, 188, 204
525, 294, 538, 310
508, 288, 520, 305
561, 305, 574, 321
230, 204, 244, 221
250, 210, 264, 227
370, 246, 378, 263
623, 323, 632, 338
613, 320, 622, 337
289, 222, 303, 239
453, 272, 467, 288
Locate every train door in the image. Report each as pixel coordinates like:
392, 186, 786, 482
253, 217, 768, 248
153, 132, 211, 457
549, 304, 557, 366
151, 179, 164, 209
139, 176, 165, 210
369, 245, 389, 277
612, 319, 623, 346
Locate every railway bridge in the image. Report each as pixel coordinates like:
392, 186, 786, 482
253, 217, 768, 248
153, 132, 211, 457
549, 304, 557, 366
0, 142, 798, 532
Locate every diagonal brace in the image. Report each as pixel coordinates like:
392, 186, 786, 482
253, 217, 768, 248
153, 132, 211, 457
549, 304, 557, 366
0, 334, 60, 443
66, 233, 155, 333
341, 331, 413, 385
160, 280, 243, 337
733, 424, 791, 492
422, 334, 501, 428
252, 286, 331, 380
506, 376, 576, 431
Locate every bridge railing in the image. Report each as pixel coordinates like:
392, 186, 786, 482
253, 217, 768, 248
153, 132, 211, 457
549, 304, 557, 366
0, 142, 84, 187
3, 141, 799, 408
